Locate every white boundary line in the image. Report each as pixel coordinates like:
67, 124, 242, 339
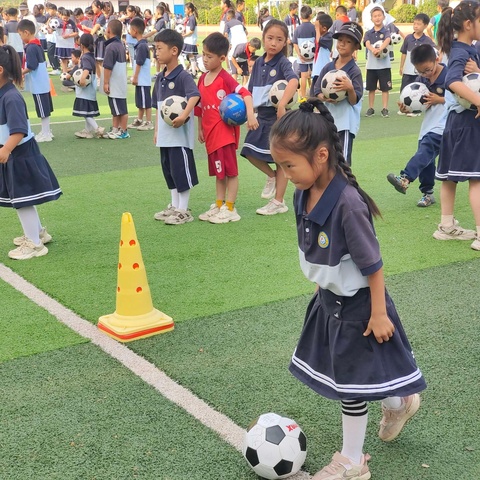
0, 263, 311, 480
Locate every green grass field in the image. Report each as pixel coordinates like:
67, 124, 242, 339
1, 43, 480, 480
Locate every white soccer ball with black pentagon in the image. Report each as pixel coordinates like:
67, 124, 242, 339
96, 25, 105, 37
49, 18, 60, 30
299, 40, 315, 60
390, 33, 402, 45
39, 24, 49, 35
175, 24, 185, 34
373, 40, 389, 58
399, 82, 429, 113
269, 80, 298, 108
161, 95, 189, 126
321, 69, 350, 103
59, 72, 69, 81
72, 69, 92, 87
243, 412, 307, 479
197, 55, 207, 73
455, 72, 480, 110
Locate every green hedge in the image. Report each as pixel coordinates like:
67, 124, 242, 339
389, 3, 418, 22
417, 0, 439, 19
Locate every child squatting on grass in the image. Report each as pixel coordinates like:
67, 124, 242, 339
0, 45, 62, 260
270, 98, 426, 479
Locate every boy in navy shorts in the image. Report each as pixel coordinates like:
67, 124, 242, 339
102, 19, 129, 139
128, 17, 154, 131
152, 29, 200, 225
364, 6, 392, 117
293, 5, 315, 101
230, 37, 261, 85
18, 19, 54, 143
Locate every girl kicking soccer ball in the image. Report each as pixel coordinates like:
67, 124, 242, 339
270, 98, 426, 479
0, 45, 62, 260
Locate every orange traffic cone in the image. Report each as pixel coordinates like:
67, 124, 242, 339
49, 78, 57, 97
98, 212, 174, 342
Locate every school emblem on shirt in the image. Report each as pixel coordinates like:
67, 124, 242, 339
168, 82, 175, 89
318, 232, 329, 249
379, 34, 384, 39
270, 69, 277, 77
437, 87, 444, 94
217, 89, 226, 100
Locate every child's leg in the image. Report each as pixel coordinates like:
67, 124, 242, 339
16, 206, 42, 245
245, 155, 275, 177
368, 90, 375, 109
40, 117, 51, 137
341, 400, 368, 464
85, 117, 99, 131
145, 107, 152, 123
112, 115, 120, 129
274, 167, 288, 203
189, 55, 197, 75
469, 180, 480, 241
382, 91, 389, 110
119, 114, 128, 131
170, 188, 179, 208
216, 177, 227, 203
300, 71, 307, 98
138, 108, 145, 122
177, 189, 190, 210
60, 58, 68, 73
440, 180, 457, 220
225, 176, 239, 208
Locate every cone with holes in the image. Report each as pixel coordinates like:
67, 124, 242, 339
98, 212, 174, 342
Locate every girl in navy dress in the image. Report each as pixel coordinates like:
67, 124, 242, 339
73, 34, 103, 139
240, 19, 298, 215
55, 9, 77, 74
90, 0, 106, 81
181, 2, 199, 77
269, 99, 426, 479
0, 45, 61, 260
435, 1, 480, 251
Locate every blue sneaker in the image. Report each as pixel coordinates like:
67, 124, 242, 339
117, 130, 130, 139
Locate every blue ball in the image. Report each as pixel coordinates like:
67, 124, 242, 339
219, 93, 247, 126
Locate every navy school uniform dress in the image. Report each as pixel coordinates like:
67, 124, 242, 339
437, 41, 480, 183
240, 52, 298, 163
73, 52, 99, 118
0, 83, 61, 209
94, 13, 107, 61
289, 173, 426, 401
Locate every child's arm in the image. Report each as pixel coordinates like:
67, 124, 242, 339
423, 91, 445, 108
154, 109, 158, 145
276, 78, 298, 119
132, 63, 141, 85
243, 94, 258, 130
198, 115, 204, 143
171, 95, 199, 128
399, 52, 406, 76
0, 133, 24, 164
103, 68, 112, 95
363, 268, 395, 344
230, 56, 242, 76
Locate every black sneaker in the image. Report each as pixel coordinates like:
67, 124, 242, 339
381, 108, 389, 118
365, 108, 375, 117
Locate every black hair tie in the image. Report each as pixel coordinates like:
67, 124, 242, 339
299, 102, 315, 113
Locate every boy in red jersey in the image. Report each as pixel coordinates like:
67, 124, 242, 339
196, 32, 258, 223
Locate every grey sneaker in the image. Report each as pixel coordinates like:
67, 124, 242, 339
381, 108, 389, 118
13, 227, 52, 246
365, 108, 375, 117
128, 118, 143, 129
417, 193, 435, 207
164, 208, 194, 225
8, 240, 48, 260
387, 173, 409, 194
154, 204, 176, 221
137, 121, 154, 131
433, 219, 476, 240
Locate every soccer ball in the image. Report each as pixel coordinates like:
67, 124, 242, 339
72, 69, 92, 87
219, 93, 247, 126
97, 26, 105, 37
197, 56, 207, 73
399, 82, 429, 113
373, 40, 389, 59
321, 69, 350, 103
243, 412, 307, 480
269, 80, 298, 108
455, 72, 480, 110
299, 40, 315, 60
60, 72, 69, 81
49, 18, 60, 30
161, 95, 189, 126
39, 24, 49, 35
175, 24, 185, 34
390, 33, 402, 45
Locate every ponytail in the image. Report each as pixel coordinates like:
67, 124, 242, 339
437, 6, 454, 55
185, 2, 198, 18
0, 45, 23, 87
270, 98, 381, 218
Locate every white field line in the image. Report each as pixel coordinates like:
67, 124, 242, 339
0, 263, 311, 480
30, 115, 138, 127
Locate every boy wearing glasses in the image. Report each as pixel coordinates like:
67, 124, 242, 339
387, 44, 449, 208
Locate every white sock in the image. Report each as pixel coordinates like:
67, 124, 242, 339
170, 188, 179, 208
178, 189, 190, 211
382, 396, 402, 410
16, 206, 41, 245
41, 117, 50, 136
341, 400, 368, 465
85, 117, 99, 132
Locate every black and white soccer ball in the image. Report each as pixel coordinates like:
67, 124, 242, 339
390, 33, 402, 45
39, 24, 49, 35
399, 82, 429, 113
197, 55, 207, 73
175, 24, 185, 34
59, 72, 69, 81
321, 69, 350, 103
243, 412, 307, 480
299, 40, 315, 60
269, 80, 298, 108
455, 72, 480, 110
161, 95, 189, 126
72, 69, 92, 87
373, 40, 389, 59
96, 25, 105, 37
49, 18, 60, 30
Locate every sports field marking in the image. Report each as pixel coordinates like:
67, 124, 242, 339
0, 263, 311, 480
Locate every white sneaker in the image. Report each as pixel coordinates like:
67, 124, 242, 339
49, 69, 61, 75
106, 128, 120, 139
93, 127, 105, 138
256, 199, 289, 216
13, 227, 52, 246
209, 205, 241, 224
164, 208, 194, 225
199, 204, 220, 221
75, 129, 93, 139
261, 176, 276, 199
8, 240, 48, 260
137, 121, 154, 131
433, 219, 476, 241
154, 204, 176, 221
471, 236, 480, 251
128, 118, 143, 129
102, 127, 118, 139
35, 132, 53, 143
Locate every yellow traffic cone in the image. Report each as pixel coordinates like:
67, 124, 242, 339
98, 212, 174, 342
